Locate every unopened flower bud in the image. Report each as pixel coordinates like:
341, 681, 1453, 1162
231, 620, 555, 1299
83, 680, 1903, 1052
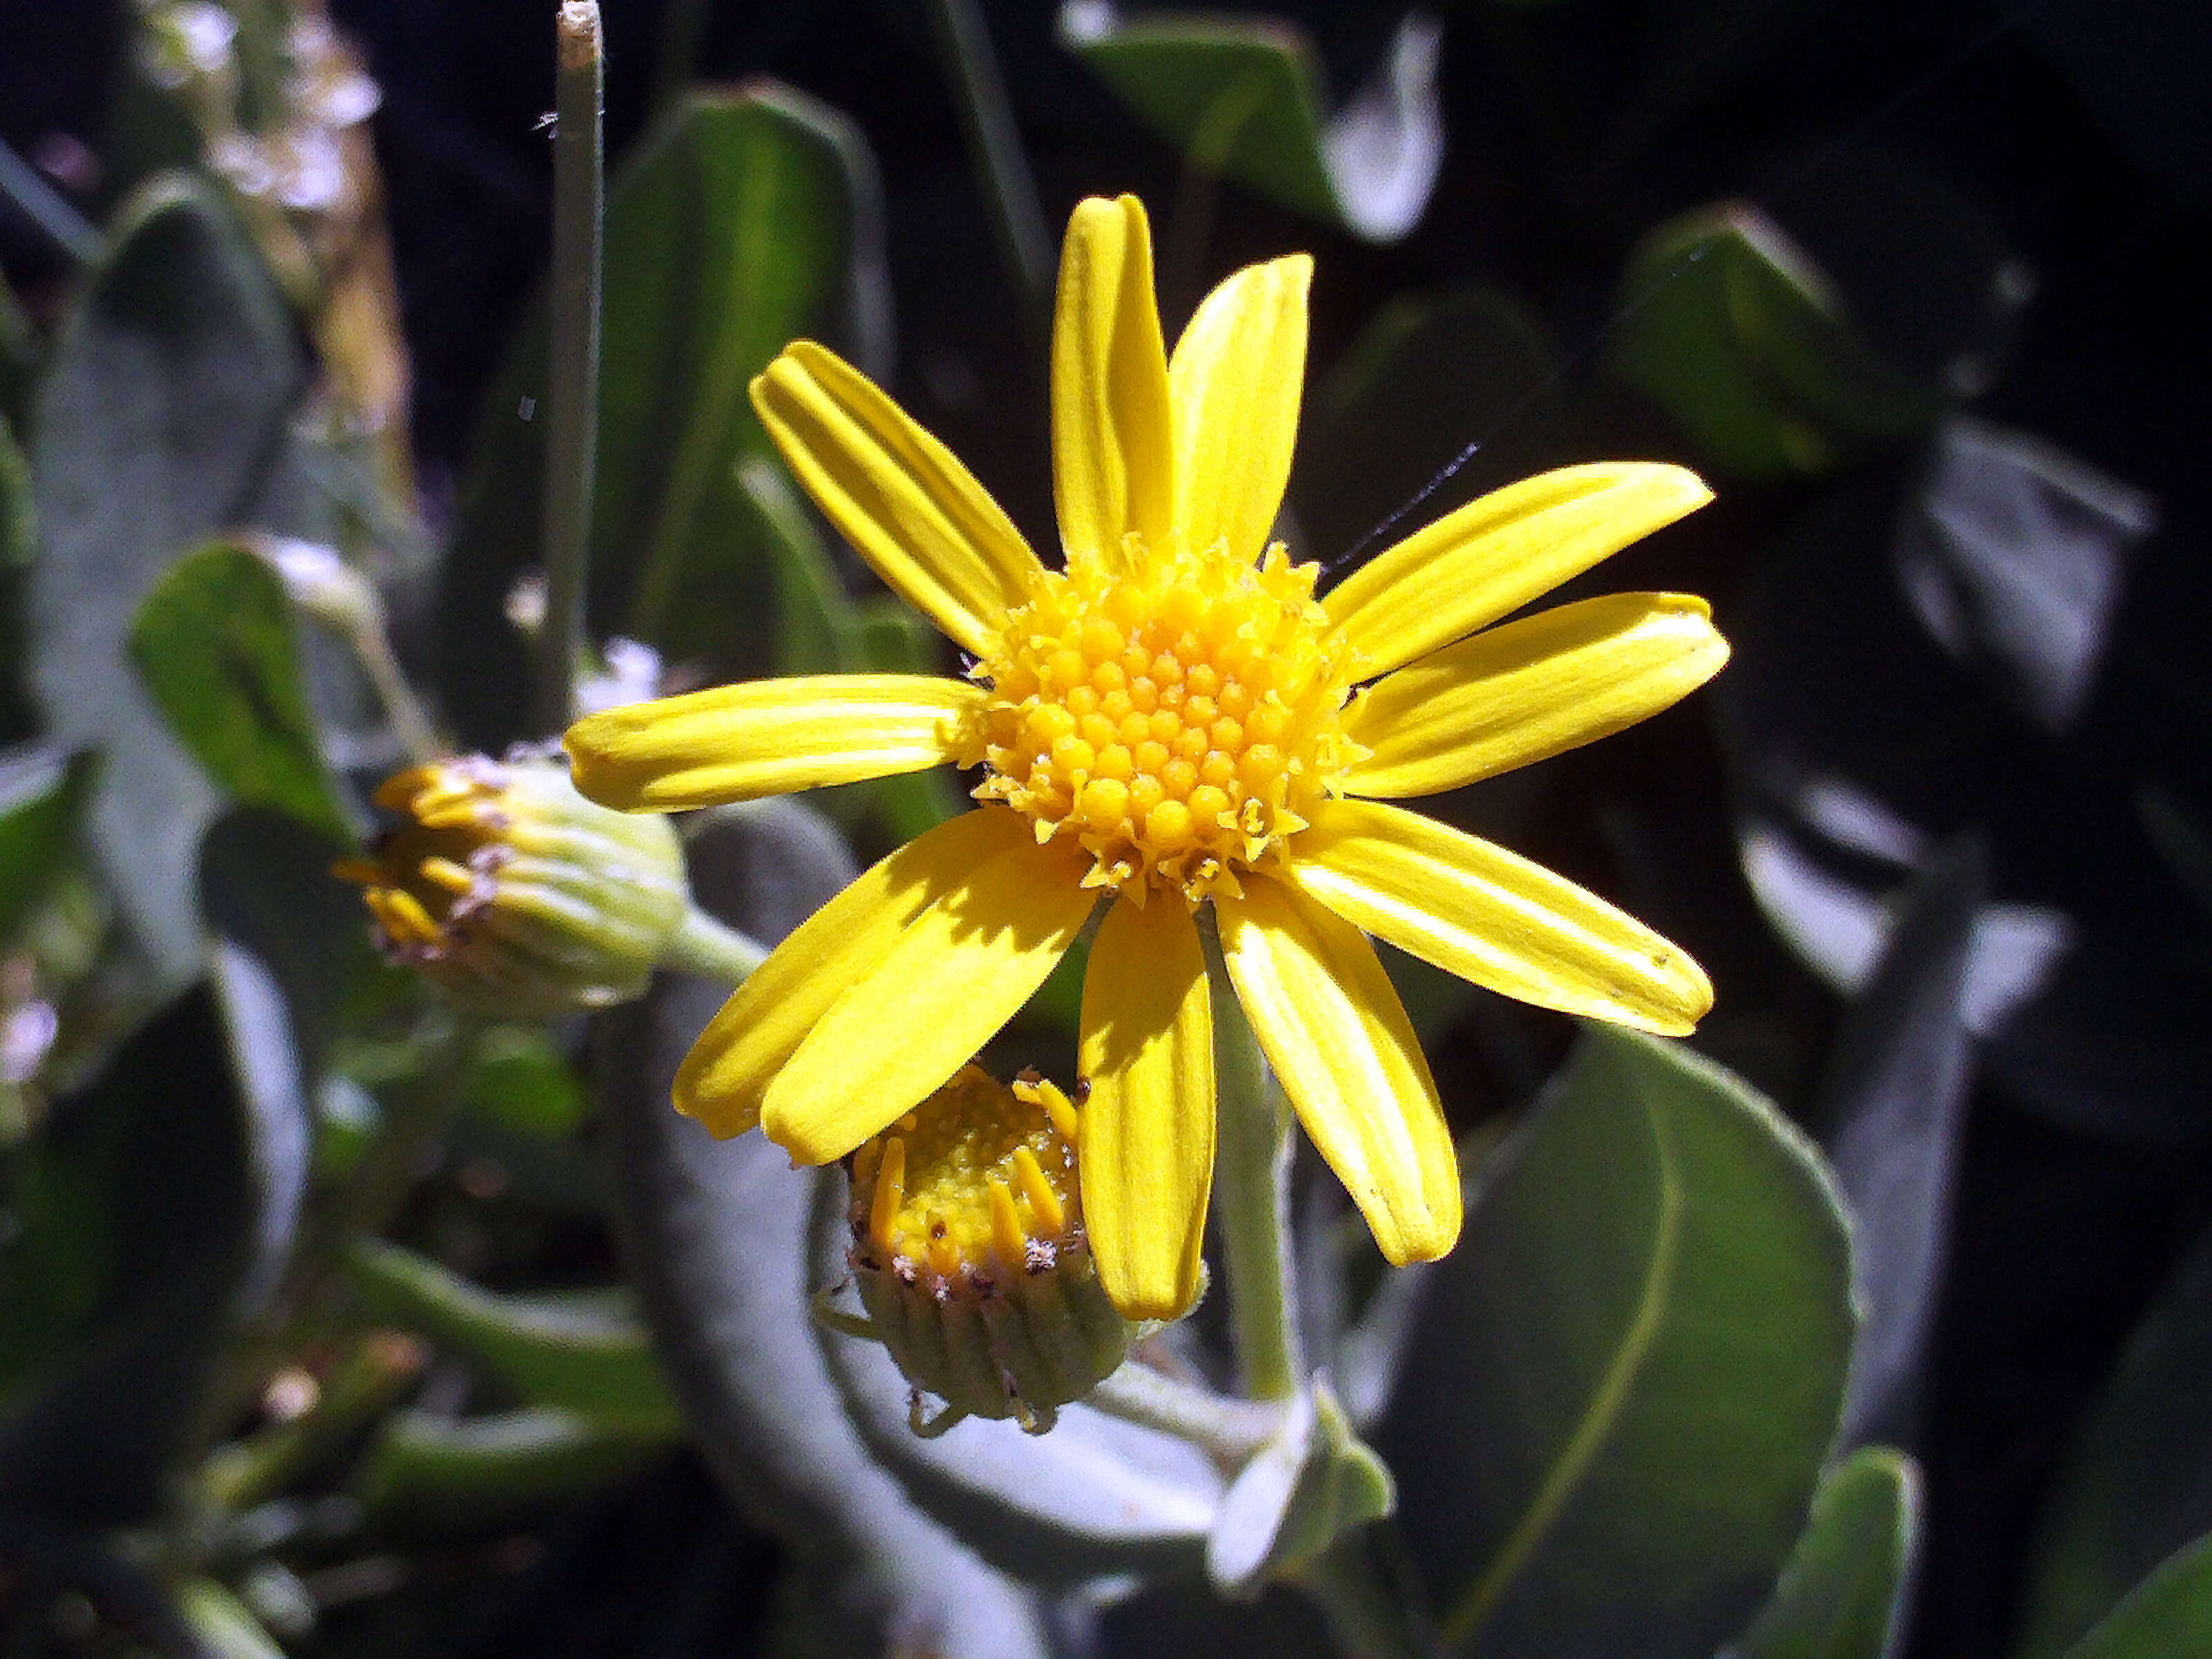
334, 750, 686, 1020
832, 1065, 1131, 1436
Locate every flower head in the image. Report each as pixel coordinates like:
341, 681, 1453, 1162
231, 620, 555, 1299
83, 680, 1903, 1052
566, 195, 1726, 1320
834, 1064, 1128, 1435
336, 751, 687, 1020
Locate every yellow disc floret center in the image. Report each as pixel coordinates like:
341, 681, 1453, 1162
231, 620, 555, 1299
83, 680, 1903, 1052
971, 536, 1361, 904
850, 1065, 1082, 1293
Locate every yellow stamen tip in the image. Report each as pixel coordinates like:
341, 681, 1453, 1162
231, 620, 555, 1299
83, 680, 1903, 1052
1014, 1076, 1080, 1143
417, 855, 478, 894
988, 1178, 1029, 1268
847, 1065, 1080, 1293
376, 887, 440, 945
372, 767, 437, 810
1011, 1143, 1065, 1235
869, 1135, 908, 1253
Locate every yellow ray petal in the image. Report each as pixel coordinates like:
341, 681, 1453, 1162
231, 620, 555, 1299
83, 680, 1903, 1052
565, 675, 983, 811
1078, 897, 1215, 1320
764, 834, 1096, 1163
1288, 798, 1712, 1034
1168, 252, 1311, 565
1342, 593, 1730, 798
1217, 880, 1459, 1266
749, 342, 1042, 657
1052, 195, 1173, 562
1324, 462, 1713, 679
671, 807, 1022, 1136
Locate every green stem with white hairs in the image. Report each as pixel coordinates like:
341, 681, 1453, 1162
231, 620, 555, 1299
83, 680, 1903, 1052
532, 0, 605, 736
1087, 1362, 1286, 1464
661, 903, 771, 986
1201, 907, 1304, 1401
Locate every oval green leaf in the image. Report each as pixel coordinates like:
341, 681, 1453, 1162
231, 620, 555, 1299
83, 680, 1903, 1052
1062, 10, 1442, 242
1380, 1027, 1857, 1658
1608, 203, 1937, 482
2060, 1533, 2212, 1659
129, 542, 351, 842
27, 176, 310, 996
1727, 1447, 1922, 1659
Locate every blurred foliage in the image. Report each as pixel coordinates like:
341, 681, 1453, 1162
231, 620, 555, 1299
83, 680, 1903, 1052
1, 0, 2208, 1654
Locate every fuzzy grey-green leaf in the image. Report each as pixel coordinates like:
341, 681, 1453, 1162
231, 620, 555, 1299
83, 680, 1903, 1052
27, 176, 306, 997
1381, 1028, 1857, 1659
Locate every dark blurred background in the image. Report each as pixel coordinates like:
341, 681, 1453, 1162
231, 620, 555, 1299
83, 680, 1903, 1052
6, 1, 2209, 1653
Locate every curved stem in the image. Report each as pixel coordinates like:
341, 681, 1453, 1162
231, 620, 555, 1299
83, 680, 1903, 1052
348, 599, 440, 765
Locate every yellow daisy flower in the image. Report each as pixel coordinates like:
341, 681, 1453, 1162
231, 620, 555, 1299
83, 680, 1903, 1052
566, 194, 1726, 1321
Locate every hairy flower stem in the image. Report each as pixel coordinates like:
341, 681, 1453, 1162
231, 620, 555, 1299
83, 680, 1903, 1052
1088, 1362, 1285, 1465
1202, 907, 1304, 1400
533, 0, 605, 736
660, 903, 771, 987
346, 593, 440, 765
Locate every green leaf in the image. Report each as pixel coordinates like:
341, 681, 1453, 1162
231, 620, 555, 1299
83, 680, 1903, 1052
200, 808, 392, 1085
0, 409, 29, 565
1062, 10, 1444, 242
26, 175, 306, 997
343, 1239, 680, 1435
2014, 1219, 2212, 1659
0, 746, 95, 947
200, 808, 392, 1314
1727, 1447, 1922, 1659
352, 1406, 670, 1529
442, 84, 886, 747
2060, 1533, 2212, 1659
129, 541, 351, 842
1380, 1028, 1857, 1658
1609, 203, 1938, 482
0, 988, 261, 1525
